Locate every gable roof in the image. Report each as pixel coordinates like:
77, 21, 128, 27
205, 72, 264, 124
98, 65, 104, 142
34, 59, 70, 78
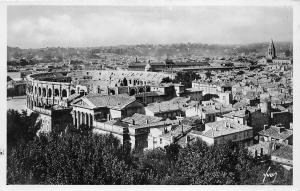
82, 93, 138, 110
201, 120, 252, 138
271, 145, 293, 161
259, 126, 293, 140
122, 113, 163, 125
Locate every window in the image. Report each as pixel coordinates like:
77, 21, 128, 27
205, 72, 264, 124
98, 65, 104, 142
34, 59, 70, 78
160, 138, 162, 144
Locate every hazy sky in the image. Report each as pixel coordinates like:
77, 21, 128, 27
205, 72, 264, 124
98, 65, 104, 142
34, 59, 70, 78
7, 6, 293, 48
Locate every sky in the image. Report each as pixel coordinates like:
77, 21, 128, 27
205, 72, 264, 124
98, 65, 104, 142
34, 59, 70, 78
7, 6, 293, 48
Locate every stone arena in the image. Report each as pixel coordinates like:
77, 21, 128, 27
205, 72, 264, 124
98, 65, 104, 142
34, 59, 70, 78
25, 70, 175, 132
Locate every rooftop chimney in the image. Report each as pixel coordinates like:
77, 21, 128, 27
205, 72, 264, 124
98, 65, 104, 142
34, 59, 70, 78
107, 114, 110, 121
279, 127, 285, 133
132, 119, 135, 125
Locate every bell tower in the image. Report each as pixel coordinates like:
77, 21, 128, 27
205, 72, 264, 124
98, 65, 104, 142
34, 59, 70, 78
267, 39, 276, 60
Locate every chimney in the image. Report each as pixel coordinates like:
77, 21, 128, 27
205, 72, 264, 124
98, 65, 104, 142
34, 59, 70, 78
107, 114, 110, 121
146, 118, 149, 124
171, 135, 175, 143
225, 122, 230, 128
132, 119, 135, 125
263, 124, 268, 131
181, 125, 184, 134
260, 148, 263, 156
186, 135, 189, 145
279, 127, 285, 133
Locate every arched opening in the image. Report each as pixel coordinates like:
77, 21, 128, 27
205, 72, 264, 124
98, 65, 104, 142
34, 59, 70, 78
54, 89, 59, 97
79, 90, 85, 96
38, 87, 41, 96
139, 88, 144, 93
42, 88, 46, 97
71, 89, 76, 95
130, 89, 136, 96
48, 88, 52, 97
123, 78, 128, 86
109, 89, 115, 95
146, 87, 151, 92
62, 89, 67, 97
34, 87, 37, 95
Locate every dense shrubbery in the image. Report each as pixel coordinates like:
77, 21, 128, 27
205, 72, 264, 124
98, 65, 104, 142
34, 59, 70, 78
161, 72, 200, 88
7, 109, 292, 185
7, 109, 41, 149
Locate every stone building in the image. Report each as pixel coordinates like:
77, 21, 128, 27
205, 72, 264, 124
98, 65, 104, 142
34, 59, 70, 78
188, 120, 253, 146
71, 94, 145, 129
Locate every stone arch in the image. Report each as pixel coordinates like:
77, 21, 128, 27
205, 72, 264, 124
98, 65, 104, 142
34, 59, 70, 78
34, 86, 37, 95
62, 89, 67, 97
38, 87, 41, 96
123, 78, 128, 86
109, 89, 115, 95
130, 88, 136, 96
139, 88, 144, 93
54, 89, 59, 97
48, 88, 52, 97
42, 88, 46, 97
79, 89, 85, 96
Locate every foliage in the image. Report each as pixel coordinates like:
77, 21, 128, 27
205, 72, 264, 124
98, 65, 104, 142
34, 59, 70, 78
7, 109, 41, 150
7, 133, 141, 184
7, 124, 293, 185
172, 72, 200, 88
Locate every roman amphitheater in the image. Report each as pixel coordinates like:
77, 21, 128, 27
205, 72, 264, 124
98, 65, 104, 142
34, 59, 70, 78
25, 70, 174, 132
26, 70, 174, 110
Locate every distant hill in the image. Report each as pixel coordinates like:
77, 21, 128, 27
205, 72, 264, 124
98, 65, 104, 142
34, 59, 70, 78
7, 41, 292, 61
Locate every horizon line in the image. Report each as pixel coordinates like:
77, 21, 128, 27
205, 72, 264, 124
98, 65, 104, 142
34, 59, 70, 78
7, 40, 293, 50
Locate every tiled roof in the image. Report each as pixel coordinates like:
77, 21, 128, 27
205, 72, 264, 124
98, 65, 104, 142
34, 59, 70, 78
122, 113, 163, 125
223, 109, 247, 118
271, 145, 293, 160
202, 120, 252, 138
135, 91, 165, 97
146, 97, 190, 113
201, 105, 233, 114
160, 124, 192, 139
259, 126, 293, 140
85, 93, 137, 109
181, 116, 202, 126
67, 93, 82, 102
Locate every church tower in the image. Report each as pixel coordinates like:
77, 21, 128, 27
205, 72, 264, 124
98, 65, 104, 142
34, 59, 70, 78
267, 39, 276, 60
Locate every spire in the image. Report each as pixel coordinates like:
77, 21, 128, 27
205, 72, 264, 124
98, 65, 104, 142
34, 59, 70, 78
267, 38, 276, 59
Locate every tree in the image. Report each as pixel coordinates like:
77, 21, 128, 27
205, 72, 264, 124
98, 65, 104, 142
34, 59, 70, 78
172, 72, 200, 88
7, 109, 41, 150
7, 133, 140, 184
